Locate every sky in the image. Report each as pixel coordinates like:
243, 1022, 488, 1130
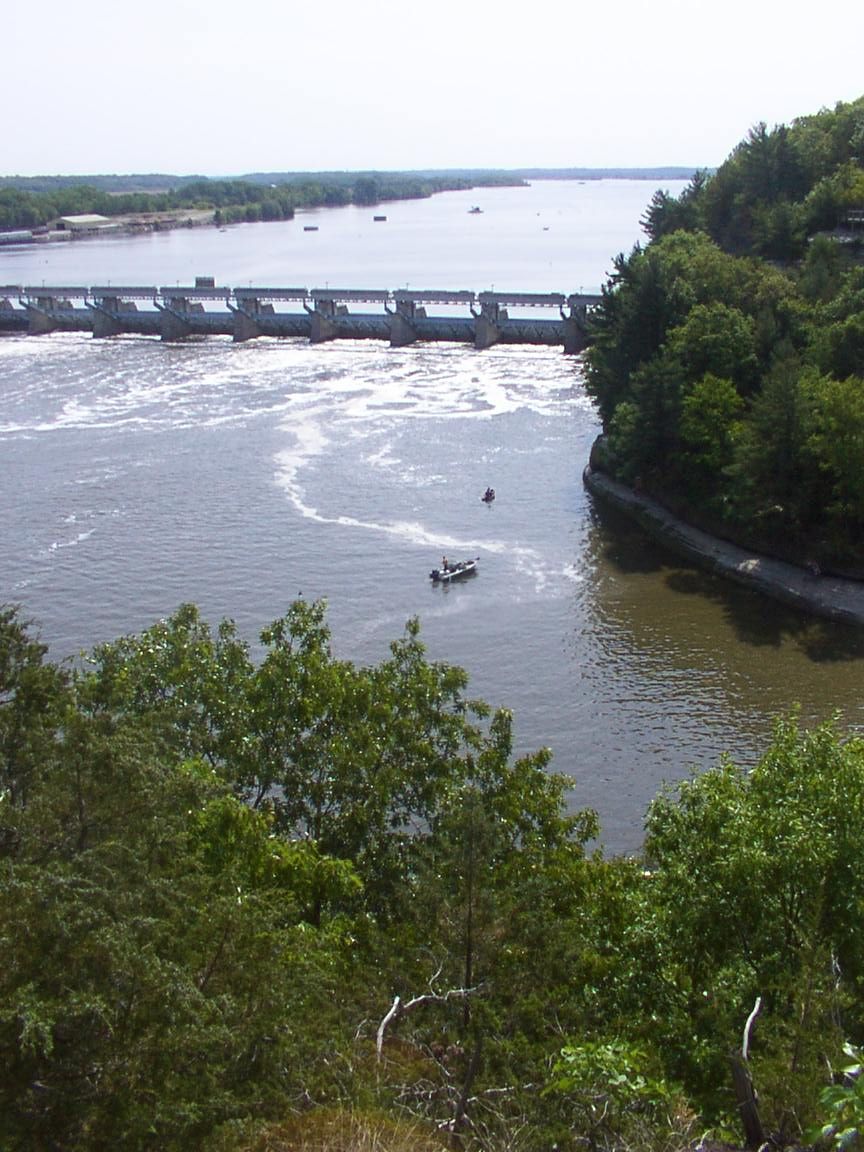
5, 0, 863, 178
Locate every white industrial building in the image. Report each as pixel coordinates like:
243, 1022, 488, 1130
57, 214, 116, 233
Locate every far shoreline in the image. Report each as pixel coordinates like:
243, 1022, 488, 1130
583, 459, 864, 628
0, 209, 217, 251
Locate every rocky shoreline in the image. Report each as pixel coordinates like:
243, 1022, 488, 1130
583, 463, 864, 627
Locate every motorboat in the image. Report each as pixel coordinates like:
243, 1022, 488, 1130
430, 557, 479, 583
481, 487, 496, 503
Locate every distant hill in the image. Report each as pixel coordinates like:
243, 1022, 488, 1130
212, 167, 703, 187
492, 167, 700, 181
0, 174, 210, 194
0, 167, 701, 194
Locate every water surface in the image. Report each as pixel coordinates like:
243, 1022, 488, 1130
3, 180, 863, 853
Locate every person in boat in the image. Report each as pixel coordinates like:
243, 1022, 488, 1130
441, 555, 449, 572
483, 487, 495, 502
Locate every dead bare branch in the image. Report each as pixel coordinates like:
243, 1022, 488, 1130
375, 985, 483, 1061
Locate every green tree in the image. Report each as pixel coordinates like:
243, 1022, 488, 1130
798, 233, 848, 303
76, 602, 253, 770
545, 1039, 690, 1151
352, 176, 380, 205
0, 604, 68, 819
802, 372, 864, 554
812, 312, 864, 381
664, 301, 760, 394
640, 170, 708, 241
725, 356, 818, 550
585, 240, 695, 427
678, 372, 744, 502
370, 708, 600, 1146
0, 713, 353, 1150
641, 716, 864, 1135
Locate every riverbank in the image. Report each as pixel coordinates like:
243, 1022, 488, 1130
0, 209, 217, 249
583, 463, 864, 627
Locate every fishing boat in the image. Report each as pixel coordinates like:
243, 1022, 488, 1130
430, 557, 479, 583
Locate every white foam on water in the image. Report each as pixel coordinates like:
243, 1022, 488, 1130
2, 329, 587, 606
46, 527, 97, 555
274, 418, 332, 517
0, 330, 584, 437
263, 343, 589, 611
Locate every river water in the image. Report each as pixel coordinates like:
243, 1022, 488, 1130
3, 179, 864, 854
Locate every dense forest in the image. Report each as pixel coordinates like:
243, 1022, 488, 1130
0, 171, 523, 232
585, 95, 864, 573
4, 599, 864, 1152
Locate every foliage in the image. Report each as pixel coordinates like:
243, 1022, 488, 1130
0, 603, 69, 845
813, 1043, 864, 1151
586, 96, 864, 568
678, 372, 744, 497
641, 169, 710, 241
546, 1039, 693, 1152
7, 596, 864, 1150
1, 764, 352, 1147
641, 715, 864, 1133
1, 601, 603, 1149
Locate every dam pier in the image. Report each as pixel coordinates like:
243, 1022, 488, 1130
0, 281, 601, 353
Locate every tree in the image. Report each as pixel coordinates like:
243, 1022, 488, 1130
585, 239, 695, 427
798, 233, 848, 303
0, 604, 68, 821
352, 176, 380, 206
641, 716, 864, 1136
664, 301, 760, 395
802, 372, 864, 554
370, 707, 600, 1145
725, 356, 817, 548
75, 602, 253, 771
10, 600, 864, 1149
678, 372, 744, 502
0, 713, 353, 1150
76, 602, 583, 928
640, 170, 708, 241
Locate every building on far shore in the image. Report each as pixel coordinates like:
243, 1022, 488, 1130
56, 214, 118, 234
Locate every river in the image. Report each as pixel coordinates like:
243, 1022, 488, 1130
3, 178, 863, 854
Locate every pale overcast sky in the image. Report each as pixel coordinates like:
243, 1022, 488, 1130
5, 0, 862, 177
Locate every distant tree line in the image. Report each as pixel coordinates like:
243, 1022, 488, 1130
586, 95, 864, 573
0, 171, 524, 231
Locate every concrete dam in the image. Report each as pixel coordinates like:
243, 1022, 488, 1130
0, 282, 602, 353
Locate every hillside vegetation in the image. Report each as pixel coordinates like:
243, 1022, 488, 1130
585, 95, 864, 573
4, 601, 864, 1151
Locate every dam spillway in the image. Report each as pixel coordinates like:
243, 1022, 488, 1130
0, 283, 602, 353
